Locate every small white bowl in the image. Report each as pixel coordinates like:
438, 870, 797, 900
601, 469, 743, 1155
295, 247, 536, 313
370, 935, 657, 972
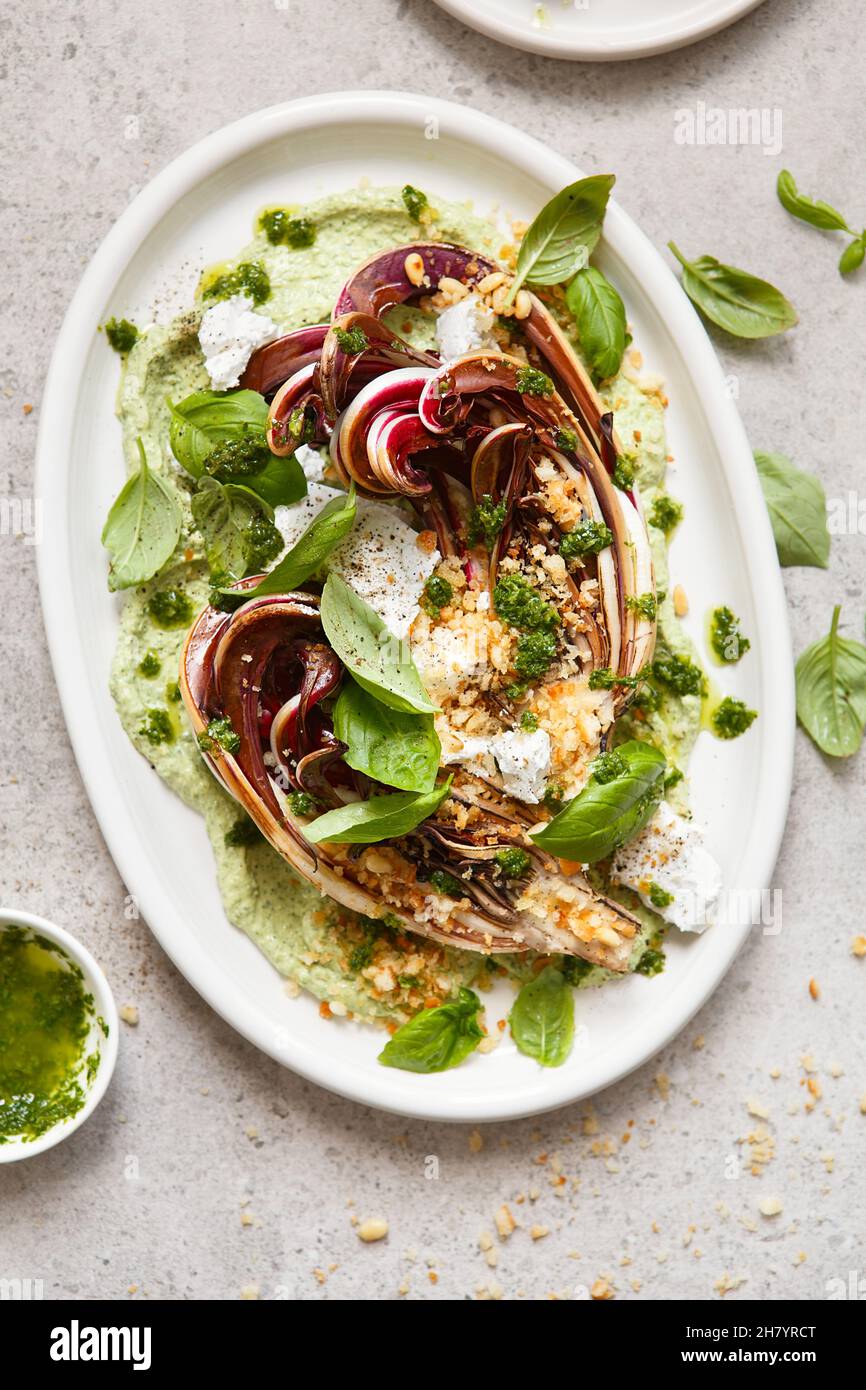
0, 909, 118, 1162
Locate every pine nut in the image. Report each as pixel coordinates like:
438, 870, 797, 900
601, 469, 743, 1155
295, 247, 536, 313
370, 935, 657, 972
404, 252, 425, 287
514, 289, 532, 319
438, 275, 468, 301
477, 271, 507, 294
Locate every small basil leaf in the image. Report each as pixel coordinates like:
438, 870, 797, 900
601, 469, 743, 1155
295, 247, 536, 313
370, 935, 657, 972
531, 739, 666, 862
239, 454, 307, 508
795, 605, 866, 758
776, 170, 853, 233
507, 175, 615, 301
839, 235, 866, 277
565, 265, 627, 381
303, 776, 452, 845
224, 482, 274, 520
169, 388, 270, 478
754, 451, 830, 569
668, 242, 798, 340
509, 965, 575, 1067
191, 476, 258, 581
320, 571, 438, 715
378, 988, 484, 1073
253, 487, 356, 597
333, 677, 441, 793
102, 438, 182, 592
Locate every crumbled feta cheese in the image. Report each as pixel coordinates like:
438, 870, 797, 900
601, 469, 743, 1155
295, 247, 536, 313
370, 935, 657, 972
608, 801, 722, 933
331, 503, 439, 641
442, 727, 551, 804
295, 443, 327, 483
441, 734, 493, 767
476, 590, 491, 611
274, 482, 340, 548
435, 294, 497, 363
273, 486, 439, 639
198, 293, 276, 391
489, 729, 551, 803
412, 622, 487, 702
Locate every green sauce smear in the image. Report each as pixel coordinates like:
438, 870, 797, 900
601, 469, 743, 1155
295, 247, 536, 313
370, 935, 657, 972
0, 927, 95, 1144
708, 605, 751, 664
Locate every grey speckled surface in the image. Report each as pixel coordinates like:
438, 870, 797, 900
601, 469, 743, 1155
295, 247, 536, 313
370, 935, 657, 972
1, 0, 864, 1302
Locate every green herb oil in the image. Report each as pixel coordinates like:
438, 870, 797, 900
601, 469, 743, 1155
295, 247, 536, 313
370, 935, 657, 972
0, 928, 94, 1143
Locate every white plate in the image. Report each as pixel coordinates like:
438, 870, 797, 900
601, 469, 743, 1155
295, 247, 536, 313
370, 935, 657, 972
36, 92, 793, 1123
433, 0, 767, 60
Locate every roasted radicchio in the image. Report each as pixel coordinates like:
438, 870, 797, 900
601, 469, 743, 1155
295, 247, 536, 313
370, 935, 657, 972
180, 241, 658, 970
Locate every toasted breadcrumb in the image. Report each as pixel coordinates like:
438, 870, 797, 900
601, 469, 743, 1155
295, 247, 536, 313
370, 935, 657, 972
714, 1272, 748, 1297
759, 1196, 783, 1217
495, 1204, 516, 1239
357, 1217, 389, 1243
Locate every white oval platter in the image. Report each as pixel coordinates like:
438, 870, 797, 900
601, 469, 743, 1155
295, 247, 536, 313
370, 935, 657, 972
36, 92, 793, 1121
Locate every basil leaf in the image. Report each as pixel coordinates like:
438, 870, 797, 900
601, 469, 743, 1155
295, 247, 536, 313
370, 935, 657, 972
320, 572, 438, 715
211, 485, 357, 608
754, 451, 830, 569
509, 966, 575, 1067
773, 172, 864, 278
378, 988, 484, 1073
839, 235, 866, 276
223, 482, 274, 520
795, 606, 866, 758
565, 265, 627, 381
507, 175, 615, 302
190, 476, 259, 580
333, 677, 441, 793
169, 389, 270, 478
531, 739, 666, 862
239, 455, 307, 509
776, 170, 853, 233
303, 777, 452, 845
102, 438, 182, 592
253, 487, 356, 597
668, 242, 797, 340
